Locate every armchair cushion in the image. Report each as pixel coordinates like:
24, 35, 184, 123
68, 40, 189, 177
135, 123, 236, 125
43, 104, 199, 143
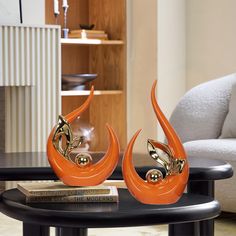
184, 138, 236, 213
220, 83, 236, 138
184, 139, 236, 162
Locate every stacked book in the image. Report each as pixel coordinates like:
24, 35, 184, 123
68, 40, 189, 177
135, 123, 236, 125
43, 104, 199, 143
69, 29, 108, 40
17, 182, 118, 203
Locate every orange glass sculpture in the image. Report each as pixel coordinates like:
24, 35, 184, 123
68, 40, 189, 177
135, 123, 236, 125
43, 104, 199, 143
122, 81, 189, 204
47, 86, 120, 186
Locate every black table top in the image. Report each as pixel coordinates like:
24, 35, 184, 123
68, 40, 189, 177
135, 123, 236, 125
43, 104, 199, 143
0, 188, 220, 228
0, 152, 233, 181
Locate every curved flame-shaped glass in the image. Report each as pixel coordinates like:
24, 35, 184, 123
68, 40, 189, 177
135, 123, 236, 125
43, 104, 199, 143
47, 86, 120, 186
122, 81, 189, 204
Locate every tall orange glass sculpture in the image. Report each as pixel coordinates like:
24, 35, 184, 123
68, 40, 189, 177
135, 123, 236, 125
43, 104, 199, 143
122, 81, 189, 204
47, 86, 120, 186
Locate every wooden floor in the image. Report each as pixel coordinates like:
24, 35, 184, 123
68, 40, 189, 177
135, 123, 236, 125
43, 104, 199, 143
0, 213, 235, 236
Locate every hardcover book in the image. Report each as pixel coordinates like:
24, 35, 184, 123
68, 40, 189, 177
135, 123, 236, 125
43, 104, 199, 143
69, 29, 108, 40
69, 33, 108, 40
70, 29, 105, 34
17, 182, 112, 197
25, 186, 119, 203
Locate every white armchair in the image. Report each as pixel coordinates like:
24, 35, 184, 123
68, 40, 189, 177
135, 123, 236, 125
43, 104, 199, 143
169, 73, 236, 212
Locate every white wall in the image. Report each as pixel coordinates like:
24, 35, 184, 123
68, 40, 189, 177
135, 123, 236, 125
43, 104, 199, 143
127, 0, 186, 152
157, 0, 186, 141
127, 0, 158, 153
186, 0, 236, 89
0, 0, 44, 25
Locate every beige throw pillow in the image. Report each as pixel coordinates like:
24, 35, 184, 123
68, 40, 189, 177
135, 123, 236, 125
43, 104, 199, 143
220, 83, 236, 138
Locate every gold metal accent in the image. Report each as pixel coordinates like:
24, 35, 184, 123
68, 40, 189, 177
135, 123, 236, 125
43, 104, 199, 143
52, 115, 92, 164
146, 169, 163, 184
75, 153, 92, 167
52, 115, 73, 159
147, 139, 185, 177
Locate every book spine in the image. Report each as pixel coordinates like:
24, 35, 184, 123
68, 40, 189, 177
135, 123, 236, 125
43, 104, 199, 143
18, 187, 111, 197
26, 194, 119, 203
70, 30, 105, 34
69, 33, 108, 39
17, 185, 111, 196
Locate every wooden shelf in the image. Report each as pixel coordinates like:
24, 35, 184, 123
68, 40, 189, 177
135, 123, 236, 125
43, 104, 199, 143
61, 90, 123, 96
46, 0, 127, 151
61, 38, 124, 45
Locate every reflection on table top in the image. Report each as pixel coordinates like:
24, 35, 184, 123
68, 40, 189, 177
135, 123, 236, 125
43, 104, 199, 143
0, 152, 233, 181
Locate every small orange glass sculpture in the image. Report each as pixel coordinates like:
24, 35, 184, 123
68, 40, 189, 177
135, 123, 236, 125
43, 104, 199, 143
47, 86, 120, 186
122, 81, 189, 204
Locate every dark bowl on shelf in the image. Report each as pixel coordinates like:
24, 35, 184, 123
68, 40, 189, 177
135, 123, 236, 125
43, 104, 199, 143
62, 74, 97, 85
62, 74, 97, 91
79, 24, 95, 30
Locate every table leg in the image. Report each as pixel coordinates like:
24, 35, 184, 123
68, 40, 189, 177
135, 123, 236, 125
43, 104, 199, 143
168, 222, 200, 236
169, 181, 215, 236
188, 181, 215, 197
55, 227, 88, 236
188, 180, 215, 236
23, 223, 49, 236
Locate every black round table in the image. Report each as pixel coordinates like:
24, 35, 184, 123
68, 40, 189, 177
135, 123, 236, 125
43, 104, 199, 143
0, 188, 220, 236
0, 152, 233, 236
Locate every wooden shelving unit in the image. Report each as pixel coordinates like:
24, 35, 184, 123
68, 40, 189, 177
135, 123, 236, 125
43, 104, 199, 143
45, 0, 127, 151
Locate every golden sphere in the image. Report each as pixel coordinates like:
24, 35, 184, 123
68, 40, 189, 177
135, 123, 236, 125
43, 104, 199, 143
146, 169, 163, 184
75, 153, 92, 167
